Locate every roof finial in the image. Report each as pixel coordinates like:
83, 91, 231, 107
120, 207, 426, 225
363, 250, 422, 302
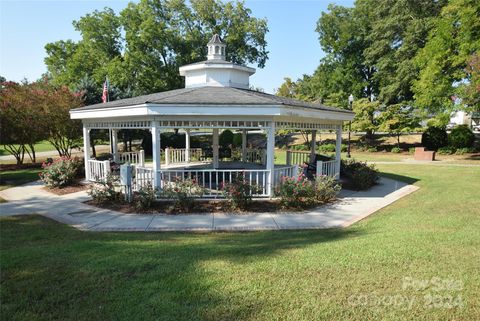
207, 34, 226, 60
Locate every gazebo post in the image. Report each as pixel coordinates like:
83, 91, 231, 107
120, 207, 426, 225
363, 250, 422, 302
212, 128, 219, 169
335, 126, 342, 179
310, 129, 317, 163
151, 121, 161, 188
241, 129, 247, 162
82, 124, 91, 181
185, 129, 191, 163
266, 122, 275, 197
111, 129, 118, 162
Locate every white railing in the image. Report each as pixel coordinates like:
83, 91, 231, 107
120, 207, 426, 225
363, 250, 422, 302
87, 159, 110, 182
118, 150, 145, 166
133, 166, 154, 191
316, 160, 338, 178
272, 165, 299, 187
165, 148, 203, 165
245, 148, 266, 164
286, 150, 311, 166
159, 168, 270, 198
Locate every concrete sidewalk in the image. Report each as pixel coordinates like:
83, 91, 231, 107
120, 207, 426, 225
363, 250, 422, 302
0, 178, 418, 232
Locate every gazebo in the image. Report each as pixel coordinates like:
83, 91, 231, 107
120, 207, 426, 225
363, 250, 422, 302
70, 35, 354, 198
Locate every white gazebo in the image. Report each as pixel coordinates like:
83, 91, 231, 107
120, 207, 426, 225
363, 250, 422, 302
70, 35, 354, 198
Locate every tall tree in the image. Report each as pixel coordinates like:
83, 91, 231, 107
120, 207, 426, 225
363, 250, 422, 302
413, 0, 480, 113
44, 0, 268, 97
362, 0, 447, 104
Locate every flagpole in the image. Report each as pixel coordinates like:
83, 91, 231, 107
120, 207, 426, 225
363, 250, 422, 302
106, 76, 110, 102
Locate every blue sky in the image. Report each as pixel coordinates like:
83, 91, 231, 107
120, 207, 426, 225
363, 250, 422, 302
0, 0, 354, 94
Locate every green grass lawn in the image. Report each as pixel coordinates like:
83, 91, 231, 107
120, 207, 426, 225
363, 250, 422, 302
0, 168, 40, 191
0, 141, 56, 156
1, 164, 479, 320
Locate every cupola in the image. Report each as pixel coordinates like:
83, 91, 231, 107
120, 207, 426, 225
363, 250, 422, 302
207, 34, 226, 60
179, 34, 256, 89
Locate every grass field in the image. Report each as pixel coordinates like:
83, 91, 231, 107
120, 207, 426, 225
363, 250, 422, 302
0, 168, 40, 191
1, 164, 479, 320
0, 141, 56, 156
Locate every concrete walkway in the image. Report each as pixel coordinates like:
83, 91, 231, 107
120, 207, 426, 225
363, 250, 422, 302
0, 178, 418, 232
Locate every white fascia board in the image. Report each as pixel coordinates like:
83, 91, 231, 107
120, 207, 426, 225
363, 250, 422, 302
69, 104, 149, 119
69, 103, 354, 122
179, 63, 256, 75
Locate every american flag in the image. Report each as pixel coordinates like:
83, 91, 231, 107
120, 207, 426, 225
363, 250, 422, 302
102, 77, 109, 103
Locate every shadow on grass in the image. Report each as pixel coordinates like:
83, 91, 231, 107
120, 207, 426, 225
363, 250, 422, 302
0, 215, 362, 321
379, 172, 419, 185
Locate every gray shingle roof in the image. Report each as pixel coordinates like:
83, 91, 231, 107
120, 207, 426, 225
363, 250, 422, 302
207, 34, 224, 45
72, 86, 353, 114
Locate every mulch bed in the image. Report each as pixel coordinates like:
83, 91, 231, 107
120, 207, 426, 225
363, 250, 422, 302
84, 199, 316, 215
43, 183, 88, 195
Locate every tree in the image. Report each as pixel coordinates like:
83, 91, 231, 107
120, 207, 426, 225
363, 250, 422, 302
413, 0, 480, 113
350, 98, 381, 142
377, 104, 421, 147
362, 0, 447, 104
44, 0, 268, 97
276, 77, 297, 98
0, 81, 49, 164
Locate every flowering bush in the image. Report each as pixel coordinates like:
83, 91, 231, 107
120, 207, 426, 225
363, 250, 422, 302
276, 173, 316, 208
160, 177, 204, 211
39, 157, 82, 188
134, 183, 158, 211
313, 175, 341, 203
276, 173, 341, 209
222, 172, 261, 210
341, 159, 379, 190
87, 174, 121, 204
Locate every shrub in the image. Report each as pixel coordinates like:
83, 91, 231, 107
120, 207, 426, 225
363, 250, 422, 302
161, 177, 204, 211
313, 175, 341, 203
437, 146, 456, 155
276, 173, 341, 209
39, 157, 82, 188
454, 147, 476, 155
219, 129, 234, 147
367, 146, 378, 153
318, 143, 347, 153
232, 133, 243, 147
87, 174, 121, 204
291, 144, 309, 151
222, 172, 261, 210
408, 147, 416, 154
318, 143, 336, 153
448, 125, 475, 149
421, 126, 448, 150
134, 183, 158, 211
276, 173, 316, 209
391, 147, 401, 153
341, 159, 379, 190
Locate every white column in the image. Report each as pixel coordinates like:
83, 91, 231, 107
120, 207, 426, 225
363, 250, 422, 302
241, 129, 247, 162
151, 122, 161, 188
310, 129, 317, 163
83, 124, 91, 181
185, 129, 191, 163
335, 126, 342, 180
266, 121, 275, 197
112, 129, 118, 162
212, 128, 219, 169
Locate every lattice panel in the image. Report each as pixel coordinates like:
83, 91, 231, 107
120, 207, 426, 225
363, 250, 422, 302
275, 122, 341, 131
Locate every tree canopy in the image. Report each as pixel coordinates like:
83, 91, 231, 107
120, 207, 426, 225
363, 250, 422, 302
276, 0, 479, 138
44, 0, 269, 98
